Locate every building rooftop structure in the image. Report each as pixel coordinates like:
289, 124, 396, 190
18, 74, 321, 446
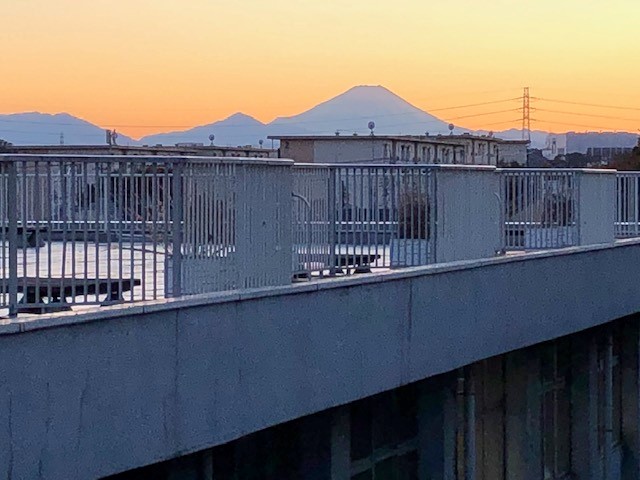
269, 133, 529, 166
2, 143, 277, 158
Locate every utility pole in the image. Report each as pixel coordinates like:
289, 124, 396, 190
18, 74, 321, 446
522, 87, 531, 142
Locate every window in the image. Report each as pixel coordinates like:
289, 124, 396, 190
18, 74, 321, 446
612, 327, 622, 445
540, 340, 571, 479
350, 385, 419, 480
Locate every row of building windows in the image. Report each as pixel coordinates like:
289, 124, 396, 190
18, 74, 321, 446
380, 143, 501, 165
381, 144, 461, 163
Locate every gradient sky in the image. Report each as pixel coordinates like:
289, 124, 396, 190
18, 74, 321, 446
2, 0, 639, 138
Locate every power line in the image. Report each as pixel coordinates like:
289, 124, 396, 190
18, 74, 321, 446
534, 108, 640, 123
445, 108, 521, 121
418, 87, 522, 99
531, 117, 635, 131
477, 118, 522, 127
427, 97, 521, 112
0, 128, 125, 138
533, 97, 640, 112
0, 127, 272, 141
1, 114, 526, 140
7, 93, 635, 137
342, 113, 521, 132
0, 97, 523, 131
0, 118, 213, 130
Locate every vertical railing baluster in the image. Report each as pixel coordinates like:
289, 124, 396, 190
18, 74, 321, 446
7, 160, 18, 317
328, 167, 337, 275
171, 161, 183, 297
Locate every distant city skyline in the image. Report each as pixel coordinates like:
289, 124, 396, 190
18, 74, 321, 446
3, 0, 639, 138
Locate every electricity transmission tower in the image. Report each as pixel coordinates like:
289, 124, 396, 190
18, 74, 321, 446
522, 87, 531, 141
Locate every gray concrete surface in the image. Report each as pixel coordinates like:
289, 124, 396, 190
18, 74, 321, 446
2, 240, 640, 479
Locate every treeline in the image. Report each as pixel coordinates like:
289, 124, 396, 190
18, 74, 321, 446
609, 142, 640, 170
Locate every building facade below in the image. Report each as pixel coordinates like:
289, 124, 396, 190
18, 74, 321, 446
109, 314, 640, 480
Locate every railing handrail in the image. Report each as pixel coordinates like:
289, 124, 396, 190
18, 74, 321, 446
295, 162, 497, 171
497, 167, 616, 174
0, 154, 295, 167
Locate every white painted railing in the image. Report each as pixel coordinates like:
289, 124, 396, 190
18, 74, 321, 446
0, 155, 293, 315
0, 154, 631, 317
501, 169, 579, 250
291, 164, 502, 275
616, 172, 640, 238
292, 165, 332, 278
174, 160, 292, 294
292, 165, 436, 273
501, 169, 616, 250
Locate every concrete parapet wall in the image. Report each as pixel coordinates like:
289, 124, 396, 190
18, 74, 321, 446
2, 241, 640, 478
578, 169, 616, 246
433, 166, 502, 262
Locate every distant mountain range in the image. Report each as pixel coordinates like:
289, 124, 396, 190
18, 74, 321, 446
0, 86, 626, 150
0, 112, 136, 146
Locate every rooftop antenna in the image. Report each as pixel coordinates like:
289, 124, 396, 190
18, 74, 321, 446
368, 121, 376, 136
448, 124, 455, 136
425, 131, 429, 137
335, 130, 340, 136
59, 132, 64, 145
111, 130, 118, 145
258, 139, 264, 149
208, 134, 215, 146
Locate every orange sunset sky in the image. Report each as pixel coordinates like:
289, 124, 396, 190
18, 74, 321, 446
2, 0, 639, 139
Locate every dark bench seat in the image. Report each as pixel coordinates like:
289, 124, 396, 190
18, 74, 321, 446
0, 277, 141, 314
0, 226, 49, 248
334, 253, 381, 274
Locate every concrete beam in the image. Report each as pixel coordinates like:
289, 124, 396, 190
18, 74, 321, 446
2, 242, 640, 478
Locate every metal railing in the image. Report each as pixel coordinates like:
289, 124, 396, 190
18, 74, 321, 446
176, 159, 292, 293
0, 155, 292, 315
615, 172, 640, 238
292, 165, 438, 275
334, 165, 434, 270
0, 154, 630, 316
501, 170, 579, 250
292, 165, 332, 278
